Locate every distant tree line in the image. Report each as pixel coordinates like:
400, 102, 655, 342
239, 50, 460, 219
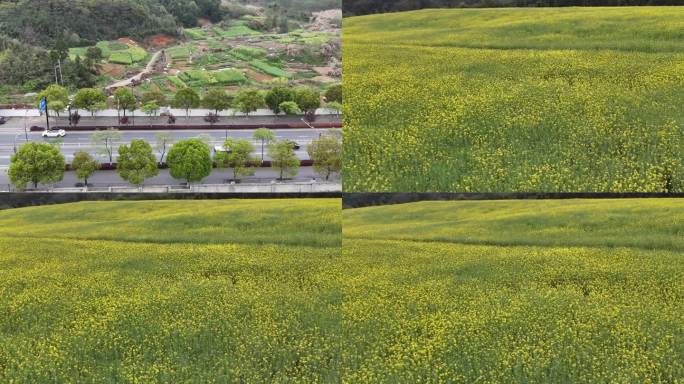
343, 0, 684, 16
33, 83, 341, 123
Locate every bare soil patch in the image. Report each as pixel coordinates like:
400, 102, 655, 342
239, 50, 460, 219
313, 66, 333, 76
101, 63, 126, 77
311, 75, 336, 83
117, 37, 138, 46
244, 68, 274, 83
147, 34, 176, 49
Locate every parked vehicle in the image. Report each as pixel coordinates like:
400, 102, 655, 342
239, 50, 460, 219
285, 140, 301, 150
0, 116, 6, 125
42, 129, 66, 138
204, 113, 219, 123
214, 145, 232, 154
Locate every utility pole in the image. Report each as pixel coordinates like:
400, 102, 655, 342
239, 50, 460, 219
57, 59, 63, 85
44, 98, 50, 131
24, 110, 28, 141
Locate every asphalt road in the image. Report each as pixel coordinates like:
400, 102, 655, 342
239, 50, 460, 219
0, 127, 339, 167
0, 167, 331, 190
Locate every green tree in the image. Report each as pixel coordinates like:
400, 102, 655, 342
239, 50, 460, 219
36, 84, 68, 117
268, 139, 300, 180
215, 138, 255, 182
265, 86, 295, 114
324, 84, 342, 103
90, 128, 122, 164
154, 132, 174, 165
9, 142, 65, 190
84, 46, 103, 71
326, 101, 342, 115
253, 127, 276, 163
167, 138, 212, 183
142, 89, 167, 106
279, 101, 301, 115
71, 150, 99, 186
294, 87, 321, 115
142, 101, 160, 118
64, 55, 97, 89
114, 87, 137, 118
234, 88, 265, 116
174, 87, 200, 120
307, 134, 341, 180
117, 139, 159, 186
202, 88, 231, 115
73, 88, 107, 117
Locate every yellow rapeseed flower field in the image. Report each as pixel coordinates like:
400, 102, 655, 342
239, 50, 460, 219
2, 198, 682, 381
0, 199, 342, 382
344, 7, 684, 192
342, 199, 684, 382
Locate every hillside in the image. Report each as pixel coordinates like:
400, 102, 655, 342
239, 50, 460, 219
0, 199, 342, 382
342, 199, 684, 381
343, 7, 684, 192
0, 0, 341, 103
0, 0, 179, 47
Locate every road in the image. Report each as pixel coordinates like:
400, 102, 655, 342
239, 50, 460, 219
0, 127, 339, 167
106, 50, 163, 91
0, 167, 330, 190
0, 109, 342, 127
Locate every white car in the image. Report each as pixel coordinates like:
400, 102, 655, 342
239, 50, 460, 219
42, 129, 66, 138
214, 145, 231, 153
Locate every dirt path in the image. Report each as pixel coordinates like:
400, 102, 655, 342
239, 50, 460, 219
106, 50, 163, 91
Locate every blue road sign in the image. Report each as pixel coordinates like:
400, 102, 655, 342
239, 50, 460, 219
39, 97, 47, 112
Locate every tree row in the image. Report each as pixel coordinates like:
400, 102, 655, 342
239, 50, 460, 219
9, 129, 341, 190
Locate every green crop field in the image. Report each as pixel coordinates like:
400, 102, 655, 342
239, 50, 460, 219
108, 51, 134, 64
214, 24, 260, 38
167, 46, 191, 59
184, 28, 208, 40
69, 41, 147, 65
342, 199, 684, 382
344, 7, 684, 192
0, 199, 342, 382
212, 69, 248, 84
250, 59, 291, 78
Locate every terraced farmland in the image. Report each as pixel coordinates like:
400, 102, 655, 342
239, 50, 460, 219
342, 199, 684, 381
0, 199, 342, 382
343, 7, 684, 192
141, 19, 340, 100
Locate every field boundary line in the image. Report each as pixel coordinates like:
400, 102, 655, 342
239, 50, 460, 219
345, 41, 682, 55
343, 236, 682, 253
0, 233, 340, 250
342, 193, 684, 209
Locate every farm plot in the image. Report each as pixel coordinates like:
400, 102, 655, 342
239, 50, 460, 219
343, 7, 684, 192
212, 23, 260, 38
342, 199, 684, 382
0, 199, 342, 382
250, 59, 292, 78
178, 68, 247, 86
69, 41, 147, 65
